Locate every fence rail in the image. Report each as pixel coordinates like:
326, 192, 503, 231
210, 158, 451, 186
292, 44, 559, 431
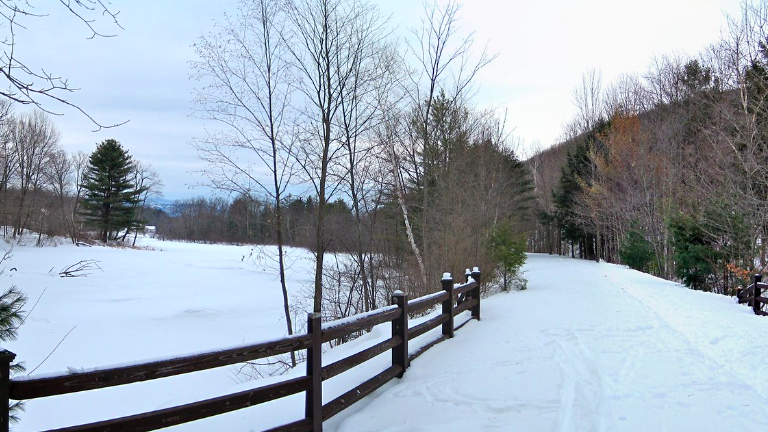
737, 274, 768, 316
9, 333, 314, 400
1, 268, 482, 432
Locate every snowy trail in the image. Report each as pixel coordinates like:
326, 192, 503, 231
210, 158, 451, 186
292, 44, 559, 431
329, 254, 768, 432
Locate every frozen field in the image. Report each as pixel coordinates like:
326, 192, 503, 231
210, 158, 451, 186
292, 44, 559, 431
5, 237, 321, 431
5, 238, 768, 431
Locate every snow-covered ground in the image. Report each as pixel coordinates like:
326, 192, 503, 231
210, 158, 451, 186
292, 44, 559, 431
330, 255, 768, 432
5, 237, 321, 431
6, 238, 768, 431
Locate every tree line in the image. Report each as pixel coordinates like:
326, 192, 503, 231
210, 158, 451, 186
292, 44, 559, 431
151, 195, 354, 249
528, 0, 768, 295
0, 105, 160, 247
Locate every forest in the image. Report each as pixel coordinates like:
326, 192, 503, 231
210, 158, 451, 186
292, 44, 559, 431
528, 1, 768, 295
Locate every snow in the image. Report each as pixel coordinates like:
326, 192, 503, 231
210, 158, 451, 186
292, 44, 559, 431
411, 291, 446, 304
323, 305, 399, 332
5, 237, 319, 430
329, 255, 768, 432
6, 239, 768, 431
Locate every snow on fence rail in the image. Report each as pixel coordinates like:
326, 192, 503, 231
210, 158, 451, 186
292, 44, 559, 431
737, 274, 768, 316
0, 268, 482, 432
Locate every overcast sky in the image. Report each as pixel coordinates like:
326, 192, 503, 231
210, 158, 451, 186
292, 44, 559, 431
14, 0, 743, 200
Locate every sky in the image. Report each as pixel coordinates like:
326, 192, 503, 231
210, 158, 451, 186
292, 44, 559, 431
12, 0, 744, 200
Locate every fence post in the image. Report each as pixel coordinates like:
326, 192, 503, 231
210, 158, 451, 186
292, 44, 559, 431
305, 313, 323, 432
470, 267, 481, 321
441, 273, 454, 338
391, 291, 409, 377
0, 349, 15, 432
754, 274, 763, 316
465, 268, 471, 283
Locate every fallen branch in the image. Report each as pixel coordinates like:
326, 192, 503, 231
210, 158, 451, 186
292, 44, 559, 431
59, 260, 102, 278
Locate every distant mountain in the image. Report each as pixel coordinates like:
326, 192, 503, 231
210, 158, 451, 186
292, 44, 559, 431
145, 198, 176, 215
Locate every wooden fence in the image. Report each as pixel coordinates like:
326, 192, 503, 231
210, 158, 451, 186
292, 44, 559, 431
737, 274, 768, 316
0, 268, 482, 432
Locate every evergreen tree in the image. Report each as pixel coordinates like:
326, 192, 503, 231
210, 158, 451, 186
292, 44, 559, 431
0, 285, 26, 423
0, 250, 27, 423
554, 141, 596, 259
485, 221, 527, 291
79, 139, 146, 242
553, 120, 609, 260
669, 212, 721, 291
619, 224, 654, 273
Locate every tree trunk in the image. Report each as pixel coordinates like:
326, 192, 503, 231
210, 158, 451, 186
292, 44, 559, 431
392, 153, 427, 288
275, 203, 296, 367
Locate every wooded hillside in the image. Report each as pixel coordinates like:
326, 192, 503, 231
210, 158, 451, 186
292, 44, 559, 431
527, 1, 768, 294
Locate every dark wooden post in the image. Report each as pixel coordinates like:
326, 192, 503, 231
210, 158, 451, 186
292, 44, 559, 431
458, 268, 471, 305
0, 349, 15, 432
305, 313, 323, 431
441, 273, 454, 338
391, 291, 409, 377
754, 274, 762, 316
470, 267, 481, 321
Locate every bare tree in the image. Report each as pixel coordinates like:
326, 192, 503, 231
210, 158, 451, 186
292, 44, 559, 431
332, 12, 395, 313
128, 162, 163, 246
45, 148, 74, 241
700, 0, 768, 272
0, 100, 15, 236
643, 54, 688, 107
10, 110, 60, 240
192, 0, 298, 357
283, 0, 389, 313
572, 68, 604, 134
0, 1, 124, 129
68, 151, 88, 243
603, 73, 647, 117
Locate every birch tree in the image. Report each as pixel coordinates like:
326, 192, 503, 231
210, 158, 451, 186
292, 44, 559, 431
394, 0, 495, 287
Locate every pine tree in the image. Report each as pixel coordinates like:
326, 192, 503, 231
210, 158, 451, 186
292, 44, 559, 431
0, 251, 27, 424
79, 139, 146, 242
669, 212, 720, 291
553, 120, 610, 260
554, 141, 593, 258
619, 224, 654, 273
485, 221, 527, 291
0, 285, 26, 424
